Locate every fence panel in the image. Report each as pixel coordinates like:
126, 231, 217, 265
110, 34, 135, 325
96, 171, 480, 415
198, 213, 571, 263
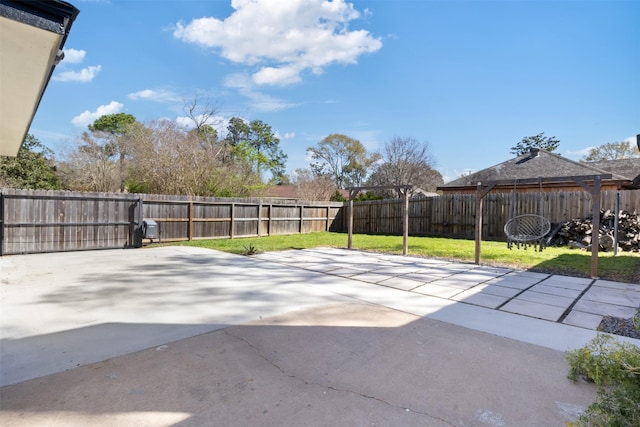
348, 189, 640, 241
3, 188, 637, 254
0, 189, 139, 255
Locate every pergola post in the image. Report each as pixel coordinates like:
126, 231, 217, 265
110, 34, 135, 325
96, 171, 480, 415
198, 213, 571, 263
402, 188, 409, 255
590, 175, 601, 278
347, 197, 354, 249
474, 182, 495, 265
346, 185, 413, 253
475, 183, 483, 264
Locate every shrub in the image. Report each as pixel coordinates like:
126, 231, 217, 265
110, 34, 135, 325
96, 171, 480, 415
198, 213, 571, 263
566, 334, 640, 426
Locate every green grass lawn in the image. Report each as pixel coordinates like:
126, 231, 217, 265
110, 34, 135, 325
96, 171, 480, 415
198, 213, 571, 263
171, 232, 640, 284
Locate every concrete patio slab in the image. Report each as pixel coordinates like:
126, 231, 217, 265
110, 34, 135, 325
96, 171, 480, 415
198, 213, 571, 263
412, 283, 463, 299
499, 299, 567, 321
483, 276, 541, 290
475, 283, 522, 298
515, 290, 575, 308
1, 245, 639, 427
572, 299, 638, 318
581, 286, 640, 307
377, 276, 424, 291
529, 283, 584, 298
0, 304, 599, 427
450, 290, 509, 309
563, 311, 605, 329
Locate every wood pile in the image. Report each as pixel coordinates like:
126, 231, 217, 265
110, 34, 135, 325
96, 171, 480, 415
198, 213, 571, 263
547, 210, 640, 252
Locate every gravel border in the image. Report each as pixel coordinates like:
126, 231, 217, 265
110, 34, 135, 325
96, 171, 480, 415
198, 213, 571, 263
597, 315, 640, 340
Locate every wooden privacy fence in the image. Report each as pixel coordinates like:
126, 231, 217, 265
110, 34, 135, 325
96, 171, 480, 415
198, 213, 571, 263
0, 189, 140, 255
2, 188, 638, 255
0, 189, 343, 255
348, 190, 640, 241
141, 194, 343, 242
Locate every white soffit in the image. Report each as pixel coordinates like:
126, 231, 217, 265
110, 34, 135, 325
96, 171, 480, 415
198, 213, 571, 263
0, 15, 62, 156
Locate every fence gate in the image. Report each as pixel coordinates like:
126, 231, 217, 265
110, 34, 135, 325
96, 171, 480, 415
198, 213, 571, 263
0, 190, 141, 255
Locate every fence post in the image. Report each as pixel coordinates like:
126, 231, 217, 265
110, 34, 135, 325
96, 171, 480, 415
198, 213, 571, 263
299, 205, 304, 233
258, 200, 263, 237
188, 200, 194, 241
230, 203, 235, 239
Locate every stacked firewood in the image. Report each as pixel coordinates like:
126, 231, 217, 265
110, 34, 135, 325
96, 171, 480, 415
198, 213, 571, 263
547, 210, 640, 252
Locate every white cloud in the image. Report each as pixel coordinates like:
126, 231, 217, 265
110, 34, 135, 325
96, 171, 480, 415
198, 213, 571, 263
128, 89, 180, 103
71, 101, 123, 128
224, 73, 299, 112
624, 135, 638, 146
564, 147, 593, 161
173, 0, 382, 86
62, 48, 86, 64
53, 65, 102, 83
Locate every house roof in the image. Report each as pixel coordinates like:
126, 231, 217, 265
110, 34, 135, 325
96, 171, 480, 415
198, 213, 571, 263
584, 158, 640, 185
439, 149, 638, 189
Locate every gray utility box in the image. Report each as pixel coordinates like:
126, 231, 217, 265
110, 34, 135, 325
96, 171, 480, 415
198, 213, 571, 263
142, 220, 158, 240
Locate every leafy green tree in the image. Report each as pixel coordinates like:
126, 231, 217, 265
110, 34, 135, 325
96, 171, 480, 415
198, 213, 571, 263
223, 117, 250, 163
248, 120, 287, 183
88, 113, 138, 191
0, 134, 62, 189
583, 141, 640, 161
308, 134, 379, 189
224, 117, 287, 183
510, 132, 560, 156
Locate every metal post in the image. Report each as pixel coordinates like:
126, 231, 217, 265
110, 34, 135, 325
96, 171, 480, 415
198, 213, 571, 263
614, 191, 620, 256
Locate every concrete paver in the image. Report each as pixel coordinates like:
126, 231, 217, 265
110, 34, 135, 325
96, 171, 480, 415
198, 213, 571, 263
515, 290, 575, 308
500, 299, 568, 321
564, 311, 606, 329
261, 248, 639, 330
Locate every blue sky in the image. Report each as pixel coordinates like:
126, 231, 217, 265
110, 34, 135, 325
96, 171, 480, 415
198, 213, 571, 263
31, 0, 640, 183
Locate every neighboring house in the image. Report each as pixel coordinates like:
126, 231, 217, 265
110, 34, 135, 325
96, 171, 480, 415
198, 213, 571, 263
411, 187, 440, 198
438, 148, 640, 194
262, 184, 349, 201
584, 158, 640, 187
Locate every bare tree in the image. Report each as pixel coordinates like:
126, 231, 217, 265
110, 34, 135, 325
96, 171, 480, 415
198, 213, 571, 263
63, 131, 120, 192
368, 136, 443, 197
292, 168, 337, 200
582, 141, 640, 161
125, 120, 261, 196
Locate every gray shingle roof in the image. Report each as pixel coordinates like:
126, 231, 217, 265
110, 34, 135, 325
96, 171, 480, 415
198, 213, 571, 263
584, 158, 640, 182
441, 150, 635, 187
